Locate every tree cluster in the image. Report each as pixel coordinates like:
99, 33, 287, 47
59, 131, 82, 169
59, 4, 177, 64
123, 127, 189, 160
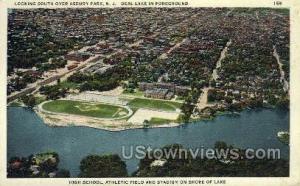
79, 154, 127, 177
7, 152, 70, 178
134, 142, 289, 177
40, 84, 68, 100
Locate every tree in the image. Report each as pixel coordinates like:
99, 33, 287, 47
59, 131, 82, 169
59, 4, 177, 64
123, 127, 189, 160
214, 141, 228, 150
21, 94, 37, 108
79, 154, 127, 177
225, 96, 233, 104
181, 99, 193, 123
210, 80, 216, 87
39, 85, 68, 100
143, 120, 150, 128
134, 142, 289, 177
276, 97, 289, 110
207, 89, 217, 102
7, 152, 69, 178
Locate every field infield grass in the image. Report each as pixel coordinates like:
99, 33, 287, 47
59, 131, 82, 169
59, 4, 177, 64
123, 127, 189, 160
42, 100, 129, 119
128, 98, 182, 111
149, 117, 174, 125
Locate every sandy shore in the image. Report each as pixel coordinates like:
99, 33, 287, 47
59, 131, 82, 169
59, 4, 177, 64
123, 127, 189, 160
127, 108, 180, 124
35, 109, 183, 132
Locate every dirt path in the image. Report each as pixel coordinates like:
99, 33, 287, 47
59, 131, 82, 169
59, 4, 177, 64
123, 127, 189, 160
158, 38, 188, 59
127, 33, 160, 48
273, 46, 289, 92
255, 11, 259, 20
226, 8, 234, 16
196, 87, 215, 111
196, 39, 232, 111
212, 40, 232, 81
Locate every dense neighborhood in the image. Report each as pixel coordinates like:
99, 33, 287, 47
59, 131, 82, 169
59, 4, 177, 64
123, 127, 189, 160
7, 8, 289, 127
6, 8, 290, 179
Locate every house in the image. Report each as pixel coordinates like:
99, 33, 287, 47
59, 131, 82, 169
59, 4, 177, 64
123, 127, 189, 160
67, 64, 78, 70
65, 52, 91, 62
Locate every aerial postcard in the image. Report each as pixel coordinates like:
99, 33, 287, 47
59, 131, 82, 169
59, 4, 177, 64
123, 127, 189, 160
1, 0, 300, 186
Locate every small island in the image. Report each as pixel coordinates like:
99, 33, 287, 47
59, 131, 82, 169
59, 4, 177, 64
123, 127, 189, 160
277, 131, 289, 145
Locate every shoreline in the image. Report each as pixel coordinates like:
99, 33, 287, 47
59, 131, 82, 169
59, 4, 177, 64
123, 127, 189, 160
7, 102, 290, 177
35, 108, 183, 132
8, 104, 287, 132
35, 108, 241, 132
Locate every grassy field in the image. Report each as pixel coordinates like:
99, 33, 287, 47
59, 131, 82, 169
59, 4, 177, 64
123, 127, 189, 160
42, 100, 128, 118
175, 96, 185, 102
149, 117, 174, 125
122, 89, 144, 97
8, 101, 22, 107
35, 96, 46, 105
128, 98, 182, 111
58, 81, 79, 89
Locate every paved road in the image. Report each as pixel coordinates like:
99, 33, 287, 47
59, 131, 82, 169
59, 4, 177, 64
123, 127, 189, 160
273, 46, 289, 93
211, 40, 232, 81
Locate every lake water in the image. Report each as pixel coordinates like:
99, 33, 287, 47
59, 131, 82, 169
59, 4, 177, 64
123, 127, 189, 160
7, 107, 289, 177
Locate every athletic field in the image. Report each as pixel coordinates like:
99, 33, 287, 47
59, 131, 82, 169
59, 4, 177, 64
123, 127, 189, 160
128, 98, 182, 111
42, 100, 129, 119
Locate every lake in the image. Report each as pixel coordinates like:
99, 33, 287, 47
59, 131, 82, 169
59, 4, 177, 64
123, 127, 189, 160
7, 107, 289, 177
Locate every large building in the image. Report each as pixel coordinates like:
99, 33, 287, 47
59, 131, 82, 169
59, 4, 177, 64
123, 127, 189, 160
139, 82, 190, 98
144, 88, 174, 100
